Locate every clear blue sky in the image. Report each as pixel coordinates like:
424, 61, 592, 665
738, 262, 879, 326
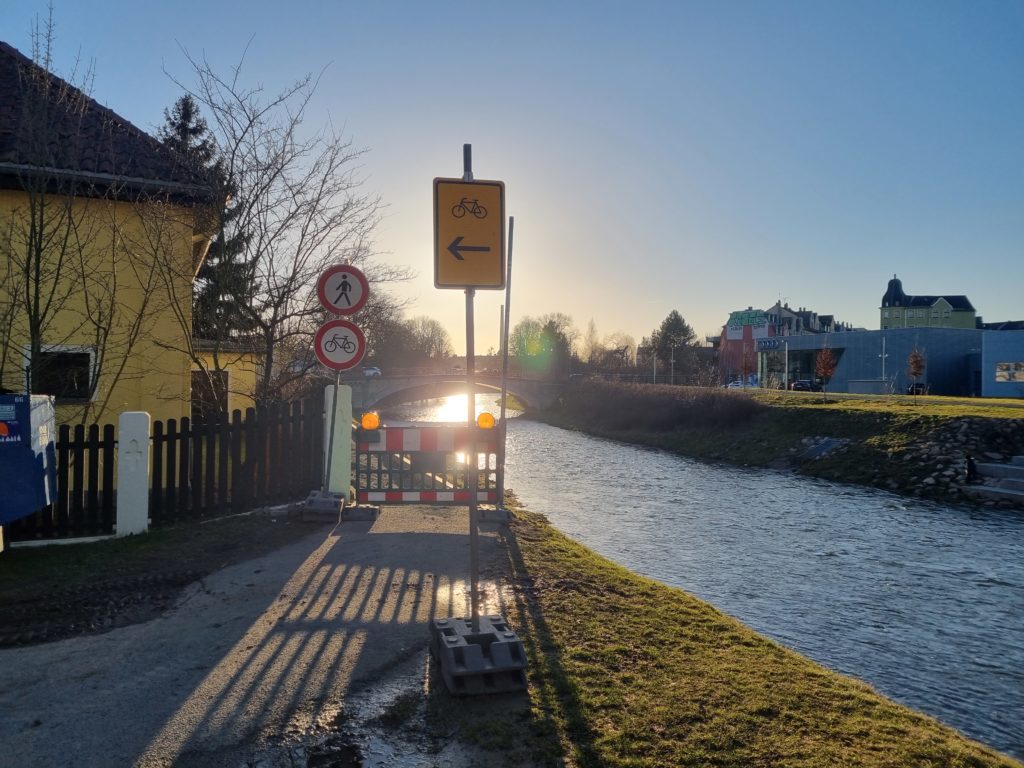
4, 1, 1022, 353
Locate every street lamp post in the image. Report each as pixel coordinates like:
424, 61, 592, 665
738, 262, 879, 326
670, 345, 676, 386
783, 340, 789, 389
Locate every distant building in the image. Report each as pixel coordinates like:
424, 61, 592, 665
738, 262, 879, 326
880, 275, 976, 330
718, 302, 852, 387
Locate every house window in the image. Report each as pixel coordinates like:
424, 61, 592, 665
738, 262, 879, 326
932, 309, 940, 318
893, 310, 901, 318
30, 347, 95, 401
943, 309, 951, 318
917, 309, 924, 318
883, 310, 890, 319
192, 369, 229, 423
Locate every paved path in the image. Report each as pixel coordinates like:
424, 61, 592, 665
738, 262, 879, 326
0, 507, 512, 767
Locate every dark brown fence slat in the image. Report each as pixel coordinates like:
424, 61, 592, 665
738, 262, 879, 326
270, 403, 282, 500
151, 420, 165, 521
230, 409, 245, 513
86, 424, 100, 534
203, 418, 216, 513
67, 424, 85, 537
191, 416, 203, 514
178, 417, 191, 516
54, 423, 70, 538
101, 424, 115, 532
217, 415, 229, 511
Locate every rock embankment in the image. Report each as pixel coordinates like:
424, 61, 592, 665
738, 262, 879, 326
812, 417, 1024, 508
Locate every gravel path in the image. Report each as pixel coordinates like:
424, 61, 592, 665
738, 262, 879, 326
0, 507, 515, 767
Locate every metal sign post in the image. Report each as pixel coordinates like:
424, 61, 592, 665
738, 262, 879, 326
427, 145, 528, 695
462, 144, 481, 633
498, 216, 514, 507
304, 266, 369, 516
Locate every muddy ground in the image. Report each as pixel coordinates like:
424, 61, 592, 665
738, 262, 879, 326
0, 512, 323, 648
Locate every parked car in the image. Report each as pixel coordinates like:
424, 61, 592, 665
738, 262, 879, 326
906, 382, 928, 395
791, 379, 822, 392
725, 380, 747, 389
362, 366, 382, 378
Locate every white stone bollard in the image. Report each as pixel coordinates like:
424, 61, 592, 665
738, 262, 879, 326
117, 411, 151, 536
323, 385, 353, 495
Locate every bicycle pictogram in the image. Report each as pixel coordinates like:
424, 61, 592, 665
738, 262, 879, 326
324, 333, 356, 354
451, 197, 487, 219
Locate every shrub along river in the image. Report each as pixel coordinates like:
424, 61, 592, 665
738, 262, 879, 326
386, 396, 1024, 759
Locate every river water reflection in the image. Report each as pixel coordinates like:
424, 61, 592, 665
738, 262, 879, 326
386, 397, 1024, 759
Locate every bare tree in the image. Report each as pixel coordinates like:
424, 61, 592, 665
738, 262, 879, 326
406, 316, 453, 361
815, 347, 837, 401
907, 347, 926, 399
580, 319, 602, 364
168, 49, 409, 404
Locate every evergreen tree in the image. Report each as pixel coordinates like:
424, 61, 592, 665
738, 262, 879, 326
158, 95, 216, 172
159, 95, 253, 341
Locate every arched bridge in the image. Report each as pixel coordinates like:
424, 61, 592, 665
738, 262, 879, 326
343, 373, 566, 412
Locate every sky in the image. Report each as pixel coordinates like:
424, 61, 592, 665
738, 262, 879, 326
3, 1, 1022, 354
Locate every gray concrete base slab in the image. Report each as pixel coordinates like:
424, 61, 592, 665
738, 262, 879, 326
478, 506, 511, 523
291, 490, 345, 522
342, 504, 380, 521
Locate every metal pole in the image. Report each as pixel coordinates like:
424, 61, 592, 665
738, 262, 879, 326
670, 346, 675, 386
498, 217, 514, 508
323, 371, 340, 493
784, 341, 789, 389
466, 287, 480, 632
462, 143, 480, 632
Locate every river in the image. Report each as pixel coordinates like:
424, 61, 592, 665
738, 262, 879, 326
385, 395, 1024, 759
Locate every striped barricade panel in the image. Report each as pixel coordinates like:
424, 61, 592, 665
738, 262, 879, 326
355, 426, 500, 504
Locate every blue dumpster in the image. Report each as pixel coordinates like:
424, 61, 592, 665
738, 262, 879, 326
0, 394, 57, 524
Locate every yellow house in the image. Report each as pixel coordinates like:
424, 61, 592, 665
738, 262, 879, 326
0, 40, 215, 427
192, 340, 261, 421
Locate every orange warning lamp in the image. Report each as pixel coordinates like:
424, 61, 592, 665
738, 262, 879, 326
361, 411, 380, 430
476, 412, 495, 429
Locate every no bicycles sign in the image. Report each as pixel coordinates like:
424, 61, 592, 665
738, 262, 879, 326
314, 318, 366, 371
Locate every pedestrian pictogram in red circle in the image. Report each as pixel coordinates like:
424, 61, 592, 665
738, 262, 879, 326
317, 265, 369, 315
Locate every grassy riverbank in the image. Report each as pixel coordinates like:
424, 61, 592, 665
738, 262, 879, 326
535, 380, 1024, 504
500, 503, 1021, 767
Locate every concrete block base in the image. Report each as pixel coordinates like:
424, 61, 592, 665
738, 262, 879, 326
291, 491, 345, 522
342, 504, 380, 521
477, 506, 511, 523
430, 615, 528, 695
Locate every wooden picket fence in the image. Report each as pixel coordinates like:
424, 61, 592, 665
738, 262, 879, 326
6, 394, 324, 541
